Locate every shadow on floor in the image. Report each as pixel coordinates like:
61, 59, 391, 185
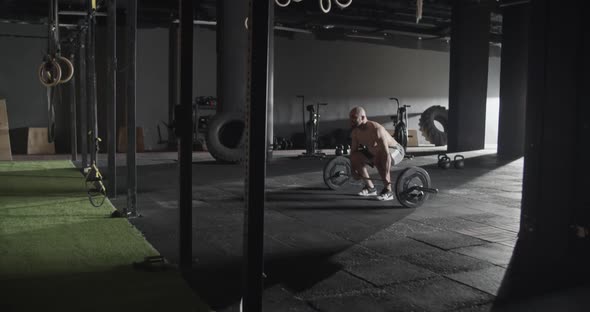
184, 249, 346, 310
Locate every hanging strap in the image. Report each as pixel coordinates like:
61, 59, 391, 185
47, 86, 56, 143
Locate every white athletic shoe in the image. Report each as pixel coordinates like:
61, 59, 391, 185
377, 190, 395, 201
358, 186, 377, 196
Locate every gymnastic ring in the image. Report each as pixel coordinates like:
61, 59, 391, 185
334, 0, 352, 8
275, 0, 290, 7
56, 55, 74, 84
38, 59, 62, 87
319, 0, 331, 13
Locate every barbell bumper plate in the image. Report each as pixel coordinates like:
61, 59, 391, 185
395, 166, 432, 208
323, 156, 352, 190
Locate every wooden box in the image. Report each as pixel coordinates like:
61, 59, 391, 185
9, 127, 55, 155
0, 99, 12, 160
117, 127, 145, 153
407, 129, 419, 147
386, 128, 419, 147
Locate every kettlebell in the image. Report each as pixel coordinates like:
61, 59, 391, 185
343, 144, 350, 155
335, 144, 343, 156
454, 155, 465, 169
438, 154, 451, 169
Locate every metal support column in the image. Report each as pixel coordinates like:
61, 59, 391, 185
497, 3, 529, 159
107, 0, 117, 197
78, 28, 88, 167
168, 22, 179, 149
497, 0, 590, 300
70, 51, 77, 161
126, 0, 138, 217
266, 1, 274, 160
243, 0, 271, 310
86, 0, 98, 165
217, 0, 248, 113
178, 0, 194, 271
447, 0, 492, 152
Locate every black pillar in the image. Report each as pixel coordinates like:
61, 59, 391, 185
69, 51, 77, 162
497, 3, 529, 159
447, 0, 492, 152
107, 0, 117, 198
178, 0, 194, 272
86, 0, 98, 165
217, 0, 248, 113
78, 28, 88, 167
168, 22, 179, 150
497, 0, 590, 301
266, 2, 274, 160
126, 0, 138, 217
243, 0, 271, 310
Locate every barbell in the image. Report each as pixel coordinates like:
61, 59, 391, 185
322, 156, 438, 208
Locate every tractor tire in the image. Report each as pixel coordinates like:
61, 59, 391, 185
418, 105, 448, 146
206, 112, 246, 163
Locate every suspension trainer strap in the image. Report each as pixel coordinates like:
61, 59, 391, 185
47, 86, 56, 143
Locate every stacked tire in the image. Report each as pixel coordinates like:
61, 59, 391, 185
418, 105, 448, 146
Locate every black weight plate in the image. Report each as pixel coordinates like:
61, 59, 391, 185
395, 166, 431, 208
323, 156, 352, 190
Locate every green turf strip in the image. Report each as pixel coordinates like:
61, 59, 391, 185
0, 160, 209, 312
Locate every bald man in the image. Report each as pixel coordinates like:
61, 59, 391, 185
349, 106, 405, 201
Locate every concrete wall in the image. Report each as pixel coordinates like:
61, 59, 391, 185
0, 24, 48, 129
274, 33, 500, 146
0, 24, 501, 152
132, 27, 217, 151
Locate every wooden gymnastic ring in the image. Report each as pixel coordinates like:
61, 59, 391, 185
38, 59, 62, 87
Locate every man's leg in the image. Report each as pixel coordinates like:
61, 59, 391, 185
350, 151, 377, 196
374, 148, 394, 201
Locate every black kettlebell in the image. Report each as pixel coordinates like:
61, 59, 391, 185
438, 154, 451, 169
335, 144, 343, 156
454, 155, 465, 169
343, 144, 350, 155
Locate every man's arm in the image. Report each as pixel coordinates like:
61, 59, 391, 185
351, 129, 358, 152
377, 126, 392, 173
376, 126, 391, 151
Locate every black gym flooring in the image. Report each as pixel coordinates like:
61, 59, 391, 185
97, 149, 590, 311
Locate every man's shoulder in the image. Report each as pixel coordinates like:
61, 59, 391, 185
367, 120, 384, 129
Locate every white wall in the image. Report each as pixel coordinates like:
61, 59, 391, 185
0, 24, 501, 151
273, 34, 501, 146
486, 57, 501, 146
273, 35, 453, 143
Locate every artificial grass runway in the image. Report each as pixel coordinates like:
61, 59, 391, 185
0, 160, 209, 312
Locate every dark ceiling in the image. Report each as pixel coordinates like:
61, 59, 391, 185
0, 0, 507, 45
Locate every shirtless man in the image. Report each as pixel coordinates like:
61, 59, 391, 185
349, 106, 405, 201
